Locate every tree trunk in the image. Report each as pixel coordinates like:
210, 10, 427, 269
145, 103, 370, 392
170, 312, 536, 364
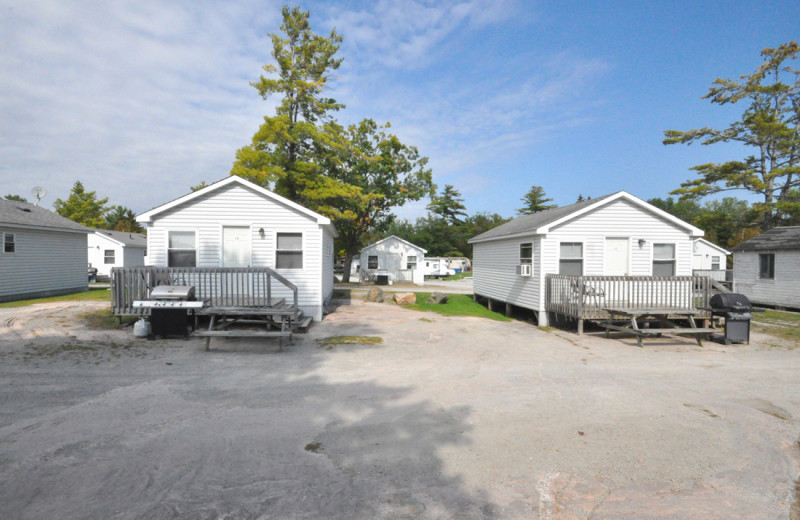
342, 255, 353, 284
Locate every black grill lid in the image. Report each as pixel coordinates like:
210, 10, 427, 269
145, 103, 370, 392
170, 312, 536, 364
710, 293, 752, 310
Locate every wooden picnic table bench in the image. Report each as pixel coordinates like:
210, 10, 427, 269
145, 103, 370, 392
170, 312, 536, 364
600, 307, 715, 347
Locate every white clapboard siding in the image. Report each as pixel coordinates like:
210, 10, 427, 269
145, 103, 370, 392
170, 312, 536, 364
734, 251, 800, 308
360, 236, 426, 285
548, 199, 694, 276
0, 228, 87, 301
147, 182, 329, 320
473, 236, 540, 310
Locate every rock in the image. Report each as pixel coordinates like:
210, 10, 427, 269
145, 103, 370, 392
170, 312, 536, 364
425, 292, 449, 304
393, 292, 416, 305
366, 287, 384, 303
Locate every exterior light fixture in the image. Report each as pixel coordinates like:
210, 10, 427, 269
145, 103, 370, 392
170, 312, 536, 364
258, 228, 265, 239
638, 239, 646, 247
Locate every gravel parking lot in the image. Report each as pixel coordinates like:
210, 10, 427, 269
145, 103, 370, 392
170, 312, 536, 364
1, 296, 799, 519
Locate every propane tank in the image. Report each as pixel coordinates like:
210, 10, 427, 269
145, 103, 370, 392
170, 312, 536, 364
133, 318, 151, 337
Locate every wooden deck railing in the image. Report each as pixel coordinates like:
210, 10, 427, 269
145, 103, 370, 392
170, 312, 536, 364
110, 267, 298, 316
545, 274, 712, 321
692, 269, 733, 283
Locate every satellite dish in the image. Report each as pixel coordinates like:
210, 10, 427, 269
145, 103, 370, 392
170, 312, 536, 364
32, 186, 47, 205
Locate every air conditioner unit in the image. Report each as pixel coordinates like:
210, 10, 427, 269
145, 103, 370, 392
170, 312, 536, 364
516, 264, 532, 276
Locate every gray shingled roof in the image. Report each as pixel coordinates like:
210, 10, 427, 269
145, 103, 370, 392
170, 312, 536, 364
91, 229, 146, 247
469, 192, 618, 242
0, 198, 89, 233
731, 226, 800, 252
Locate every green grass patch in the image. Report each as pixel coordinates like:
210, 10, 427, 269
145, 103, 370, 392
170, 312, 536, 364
317, 336, 383, 349
0, 288, 110, 308
442, 271, 472, 281
406, 292, 510, 321
752, 309, 800, 343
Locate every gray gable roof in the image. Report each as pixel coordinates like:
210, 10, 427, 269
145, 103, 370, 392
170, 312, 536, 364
91, 229, 146, 247
0, 198, 89, 233
469, 192, 618, 242
731, 226, 800, 252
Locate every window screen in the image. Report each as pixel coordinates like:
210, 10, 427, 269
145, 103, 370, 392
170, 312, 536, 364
520, 243, 532, 265
711, 256, 720, 270
407, 255, 417, 269
168, 231, 196, 267
368, 255, 378, 269
4, 233, 15, 253
276, 233, 303, 269
559, 242, 583, 276
652, 243, 676, 276
104, 249, 115, 264
759, 253, 774, 279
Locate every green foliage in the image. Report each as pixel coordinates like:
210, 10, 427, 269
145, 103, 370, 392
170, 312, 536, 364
406, 293, 510, 321
53, 181, 109, 228
104, 205, 145, 233
4, 194, 27, 202
385, 211, 508, 258
648, 196, 759, 249
426, 185, 467, 224
517, 185, 556, 214
190, 181, 208, 192
664, 41, 800, 230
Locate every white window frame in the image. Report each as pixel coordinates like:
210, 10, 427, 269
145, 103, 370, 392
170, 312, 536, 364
104, 249, 115, 264
407, 255, 417, 270
559, 242, 583, 276
711, 255, 721, 270
168, 230, 197, 267
520, 243, 533, 265
3, 232, 15, 254
758, 253, 775, 280
275, 232, 303, 269
368, 255, 378, 269
652, 243, 677, 276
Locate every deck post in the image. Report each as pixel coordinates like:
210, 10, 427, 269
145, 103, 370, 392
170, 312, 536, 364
505, 303, 512, 317
577, 318, 584, 335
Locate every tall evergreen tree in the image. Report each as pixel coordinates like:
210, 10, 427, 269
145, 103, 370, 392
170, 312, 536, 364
104, 205, 145, 233
4, 194, 27, 202
53, 181, 108, 228
664, 41, 800, 230
427, 185, 467, 224
517, 185, 556, 215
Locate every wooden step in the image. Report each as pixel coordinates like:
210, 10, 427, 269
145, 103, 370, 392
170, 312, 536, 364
295, 316, 313, 332
193, 330, 292, 338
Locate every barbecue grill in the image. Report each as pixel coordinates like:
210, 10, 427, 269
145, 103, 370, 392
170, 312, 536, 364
133, 285, 204, 338
704, 293, 761, 345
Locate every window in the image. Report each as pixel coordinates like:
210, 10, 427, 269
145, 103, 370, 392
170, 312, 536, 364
276, 233, 303, 269
168, 231, 196, 267
711, 256, 721, 270
104, 249, 115, 264
652, 243, 676, 276
368, 255, 378, 269
759, 253, 775, 279
520, 243, 532, 265
559, 242, 583, 275
407, 255, 417, 270
3, 233, 15, 253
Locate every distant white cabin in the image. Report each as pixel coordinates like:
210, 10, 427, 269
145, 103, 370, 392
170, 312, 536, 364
136, 176, 337, 321
692, 238, 730, 271
360, 235, 426, 285
469, 191, 704, 326
88, 229, 147, 278
732, 226, 800, 309
423, 257, 455, 278
0, 198, 90, 302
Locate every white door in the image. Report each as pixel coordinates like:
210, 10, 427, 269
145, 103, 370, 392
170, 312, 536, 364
222, 226, 250, 267
604, 237, 629, 276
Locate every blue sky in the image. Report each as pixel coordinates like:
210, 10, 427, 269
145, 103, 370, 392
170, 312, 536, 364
1, 0, 798, 221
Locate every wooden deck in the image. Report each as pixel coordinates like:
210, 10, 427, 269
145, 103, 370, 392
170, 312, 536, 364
545, 275, 713, 334
111, 267, 308, 348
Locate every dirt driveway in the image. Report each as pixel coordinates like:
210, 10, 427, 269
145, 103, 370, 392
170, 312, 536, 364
1, 297, 799, 519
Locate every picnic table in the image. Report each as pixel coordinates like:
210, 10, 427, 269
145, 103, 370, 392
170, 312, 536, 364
600, 307, 715, 347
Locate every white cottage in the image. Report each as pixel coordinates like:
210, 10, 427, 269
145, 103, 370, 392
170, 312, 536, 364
692, 238, 730, 272
88, 229, 147, 278
731, 226, 800, 309
360, 235, 426, 285
0, 198, 90, 302
136, 176, 337, 321
469, 191, 704, 326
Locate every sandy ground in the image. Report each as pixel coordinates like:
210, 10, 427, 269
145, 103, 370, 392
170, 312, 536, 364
0, 296, 799, 520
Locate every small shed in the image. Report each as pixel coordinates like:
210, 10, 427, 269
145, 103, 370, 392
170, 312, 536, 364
136, 176, 337, 321
360, 235, 426, 285
731, 226, 800, 309
692, 238, 730, 271
469, 191, 705, 326
0, 198, 90, 302
88, 229, 147, 278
